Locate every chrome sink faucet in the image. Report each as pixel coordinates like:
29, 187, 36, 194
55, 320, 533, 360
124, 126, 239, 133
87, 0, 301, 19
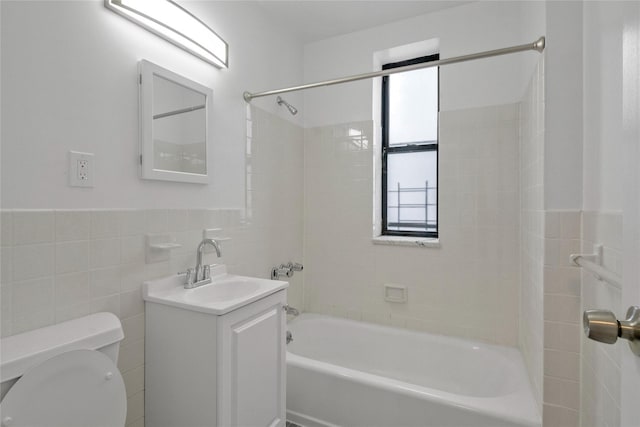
184, 238, 222, 289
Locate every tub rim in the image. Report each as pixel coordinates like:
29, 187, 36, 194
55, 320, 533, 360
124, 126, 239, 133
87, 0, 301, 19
286, 313, 541, 427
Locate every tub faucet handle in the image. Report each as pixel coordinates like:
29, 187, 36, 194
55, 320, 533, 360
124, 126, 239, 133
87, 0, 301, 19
287, 262, 304, 272
271, 265, 292, 280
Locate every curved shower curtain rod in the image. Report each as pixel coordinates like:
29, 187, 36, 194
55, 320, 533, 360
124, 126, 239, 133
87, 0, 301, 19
243, 36, 545, 102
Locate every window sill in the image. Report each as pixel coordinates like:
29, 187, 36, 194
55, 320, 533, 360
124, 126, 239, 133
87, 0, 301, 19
371, 235, 440, 248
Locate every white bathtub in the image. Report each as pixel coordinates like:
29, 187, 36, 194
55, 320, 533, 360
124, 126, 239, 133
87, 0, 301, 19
286, 314, 541, 427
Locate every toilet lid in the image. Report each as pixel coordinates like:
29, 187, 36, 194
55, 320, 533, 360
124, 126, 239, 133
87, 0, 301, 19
0, 349, 126, 427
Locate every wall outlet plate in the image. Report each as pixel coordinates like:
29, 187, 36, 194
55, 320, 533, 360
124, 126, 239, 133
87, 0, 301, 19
69, 151, 94, 187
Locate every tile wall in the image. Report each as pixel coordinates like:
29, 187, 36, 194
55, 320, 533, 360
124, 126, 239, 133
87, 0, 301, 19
520, 57, 586, 426
580, 211, 623, 427
1, 208, 240, 426
245, 106, 304, 307
542, 210, 582, 427
303, 103, 521, 346
519, 56, 545, 411
0, 106, 304, 427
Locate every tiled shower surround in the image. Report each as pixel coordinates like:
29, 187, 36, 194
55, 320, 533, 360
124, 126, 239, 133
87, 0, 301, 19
0, 107, 304, 427
520, 57, 545, 411
303, 103, 521, 346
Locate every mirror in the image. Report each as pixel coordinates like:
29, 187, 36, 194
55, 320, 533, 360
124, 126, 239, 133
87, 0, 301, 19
139, 60, 212, 184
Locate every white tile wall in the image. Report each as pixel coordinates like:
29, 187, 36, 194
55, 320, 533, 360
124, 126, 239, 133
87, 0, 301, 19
580, 211, 623, 427
0, 209, 230, 426
543, 210, 582, 427
303, 103, 521, 346
0, 106, 304, 427
244, 105, 305, 310
519, 57, 545, 413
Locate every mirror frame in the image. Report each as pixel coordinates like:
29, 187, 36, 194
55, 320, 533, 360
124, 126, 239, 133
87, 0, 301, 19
139, 59, 212, 184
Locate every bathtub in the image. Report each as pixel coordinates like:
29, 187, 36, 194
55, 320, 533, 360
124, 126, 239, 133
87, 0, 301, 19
286, 314, 541, 427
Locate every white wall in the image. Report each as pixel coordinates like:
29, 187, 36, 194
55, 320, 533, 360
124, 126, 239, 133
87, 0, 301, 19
620, 4, 640, 426
0, 0, 304, 209
580, 2, 640, 427
519, 58, 545, 412
583, 2, 624, 212
1, 3, 306, 426
303, 1, 545, 128
300, 1, 546, 347
543, 1, 584, 210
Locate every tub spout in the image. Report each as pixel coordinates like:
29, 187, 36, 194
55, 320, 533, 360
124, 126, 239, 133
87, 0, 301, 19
284, 305, 299, 317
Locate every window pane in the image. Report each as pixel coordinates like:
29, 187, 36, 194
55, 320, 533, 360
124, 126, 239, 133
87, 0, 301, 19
386, 150, 437, 232
388, 67, 438, 146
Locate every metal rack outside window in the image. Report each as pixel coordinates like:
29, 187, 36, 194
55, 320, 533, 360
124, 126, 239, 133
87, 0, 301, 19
387, 181, 437, 232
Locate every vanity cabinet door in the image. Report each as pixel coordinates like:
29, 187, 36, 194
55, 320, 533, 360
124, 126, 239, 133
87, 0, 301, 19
217, 290, 286, 427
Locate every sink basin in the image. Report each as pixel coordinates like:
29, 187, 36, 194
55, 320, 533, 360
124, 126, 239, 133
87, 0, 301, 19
185, 279, 260, 303
143, 265, 289, 315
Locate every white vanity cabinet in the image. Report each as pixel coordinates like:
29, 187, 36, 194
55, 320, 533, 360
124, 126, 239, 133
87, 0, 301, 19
145, 289, 287, 427
218, 291, 287, 427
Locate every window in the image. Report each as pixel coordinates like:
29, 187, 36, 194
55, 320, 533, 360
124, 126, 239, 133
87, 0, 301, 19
381, 54, 439, 238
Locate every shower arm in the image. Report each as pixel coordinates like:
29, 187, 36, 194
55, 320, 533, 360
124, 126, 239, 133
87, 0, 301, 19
243, 36, 545, 102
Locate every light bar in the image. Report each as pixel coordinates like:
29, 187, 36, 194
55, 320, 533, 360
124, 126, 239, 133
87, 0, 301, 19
105, 0, 228, 68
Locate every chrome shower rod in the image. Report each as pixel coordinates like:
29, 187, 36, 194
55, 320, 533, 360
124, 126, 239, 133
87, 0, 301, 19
153, 104, 205, 120
244, 36, 545, 102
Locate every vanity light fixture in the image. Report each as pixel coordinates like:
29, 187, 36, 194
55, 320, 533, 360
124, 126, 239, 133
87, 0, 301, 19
105, 0, 228, 68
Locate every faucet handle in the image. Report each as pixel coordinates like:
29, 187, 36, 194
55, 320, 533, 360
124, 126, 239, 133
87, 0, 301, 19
203, 265, 211, 281
271, 267, 292, 280
288, 262, 303, 272
180, 267, 196, 286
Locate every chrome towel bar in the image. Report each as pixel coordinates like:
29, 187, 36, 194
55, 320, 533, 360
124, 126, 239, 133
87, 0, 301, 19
570, 244, 622, 288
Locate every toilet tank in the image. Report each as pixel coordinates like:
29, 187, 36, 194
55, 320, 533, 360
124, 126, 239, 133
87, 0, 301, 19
0, 312, 124, 399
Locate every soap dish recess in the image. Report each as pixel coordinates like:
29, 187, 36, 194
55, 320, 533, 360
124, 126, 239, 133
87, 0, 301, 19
384, 284, 407, 303
146, 233, 181, 263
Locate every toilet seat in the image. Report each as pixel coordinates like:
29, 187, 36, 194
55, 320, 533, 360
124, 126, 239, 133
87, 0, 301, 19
0, 349, 126, 427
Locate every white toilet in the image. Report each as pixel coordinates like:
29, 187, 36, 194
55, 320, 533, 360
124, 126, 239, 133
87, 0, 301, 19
0, 312, 127, 427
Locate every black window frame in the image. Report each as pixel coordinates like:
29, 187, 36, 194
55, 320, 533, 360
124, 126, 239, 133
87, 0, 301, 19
381, 54, 440, 238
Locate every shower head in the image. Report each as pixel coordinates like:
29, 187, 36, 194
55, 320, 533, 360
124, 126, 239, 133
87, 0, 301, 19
276, 96, 298, 115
